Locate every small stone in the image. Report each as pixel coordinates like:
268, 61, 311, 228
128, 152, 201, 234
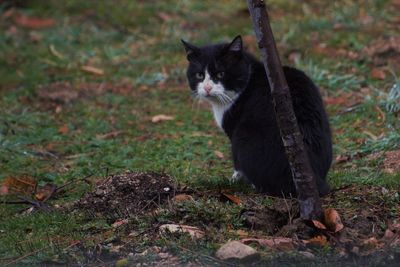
215, 241, 259, 262
384, 229, 395, 239
351, 246, 360, 255
298, 251, 315, 259
158, 252, 170, 259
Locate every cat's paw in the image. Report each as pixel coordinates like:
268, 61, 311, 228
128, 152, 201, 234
230, 170, 244, 183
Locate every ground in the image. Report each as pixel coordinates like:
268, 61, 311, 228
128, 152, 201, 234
0, 0, 399, 266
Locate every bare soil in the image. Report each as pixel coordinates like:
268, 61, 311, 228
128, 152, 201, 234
75, 171, 176, 222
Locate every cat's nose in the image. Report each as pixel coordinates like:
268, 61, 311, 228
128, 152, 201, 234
204, 84, 212, 94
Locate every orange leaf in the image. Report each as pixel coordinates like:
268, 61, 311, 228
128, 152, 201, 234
58, 125, 69, 134
303, 235, 328, 246
14, 14, 56, 29
324, 208, 344, 232
371, 68, 386, 80
221, 192, 241, 205
1, 176, 37, 196
35, 183, 57, 201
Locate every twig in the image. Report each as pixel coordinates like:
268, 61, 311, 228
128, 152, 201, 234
3, 247, 45, 266
55, 173, 94, 192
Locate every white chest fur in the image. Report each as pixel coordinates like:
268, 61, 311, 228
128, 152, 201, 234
211, 102, 233, 129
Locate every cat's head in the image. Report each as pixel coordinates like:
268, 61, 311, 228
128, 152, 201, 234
181, 35, 250, 105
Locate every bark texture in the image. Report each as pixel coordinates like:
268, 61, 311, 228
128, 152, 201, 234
246, 0, 323, 220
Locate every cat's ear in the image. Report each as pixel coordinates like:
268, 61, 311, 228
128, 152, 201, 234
181, 39, 200, 61
227, 35, 243, 52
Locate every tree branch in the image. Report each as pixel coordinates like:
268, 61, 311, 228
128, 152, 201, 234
246, 0, 323, 220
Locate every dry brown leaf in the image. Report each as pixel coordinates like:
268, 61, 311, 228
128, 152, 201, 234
371, 68, 386, 80
241, 237, 295, 251
35, 183, 57, 201
58, 125, 69, 135
112, 219, 128, 228
156, 12, 173, 22
151, 114, 175, 123
14, 14, 56, 29
159, 224, 204, 239
335, 155, 351, 164
221, 192, 241, 205
1, 176, 37, 196
37, 82, 79, 104
324, 96, 349, 106
171, 194, 194, 202
214, 150, 225, 159
81, 66, 104, 76
311, 220, 327, 230
324, 208, 344, 232
303, 235, 328, 247
361, 237, 380, 250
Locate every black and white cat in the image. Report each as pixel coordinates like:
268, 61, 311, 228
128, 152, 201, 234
182, 35, 332, 196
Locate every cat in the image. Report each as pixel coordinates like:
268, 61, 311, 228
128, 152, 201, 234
182, 35, 332, 196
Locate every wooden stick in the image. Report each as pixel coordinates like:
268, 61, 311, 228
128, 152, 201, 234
246, 0, 322, 220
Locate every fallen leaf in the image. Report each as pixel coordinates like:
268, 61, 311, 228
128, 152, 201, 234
171, 194, 194, 202
216, 241, 260, 261
112, 219, 128, 228
389, 221, 400, 232
14, 14, 56, 29
34, 183, 57, 201
324, 208, 344, 232
228, 229, 251, 238
159, 224, 204, 239
324, 96, 349, 106
37, 82, 79, 104
81, 66, 104, 75
214, 150, 225, 159
303, 235, 328, 247
0, 185, 9, 196
371, 68, 386, 80
96, 131, 125, 140
156, 12, 173, 22
151, 114, 175, 123
241, 237, 295, 251
383, 229, 395, 240
221, 192, 241, 205
335, 155, 351, 164
361, 237, 380, 250
1, 176, 37, 196
58, 125, 69, 135
311, 220, 327, 230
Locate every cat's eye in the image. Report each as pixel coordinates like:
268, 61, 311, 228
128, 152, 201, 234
195, 72, 204, 80
217, 72, 225, 79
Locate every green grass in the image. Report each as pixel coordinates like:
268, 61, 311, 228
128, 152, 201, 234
1, 0, 399, 265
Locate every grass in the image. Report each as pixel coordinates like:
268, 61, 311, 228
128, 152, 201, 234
1, 0, 399, 265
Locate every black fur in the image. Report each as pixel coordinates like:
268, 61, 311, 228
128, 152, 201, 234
182, 36, 332, 196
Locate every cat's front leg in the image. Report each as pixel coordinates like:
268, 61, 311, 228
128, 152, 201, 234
230, 170, 245, 182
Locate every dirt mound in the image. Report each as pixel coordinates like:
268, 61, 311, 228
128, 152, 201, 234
75, 171, 176, 221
